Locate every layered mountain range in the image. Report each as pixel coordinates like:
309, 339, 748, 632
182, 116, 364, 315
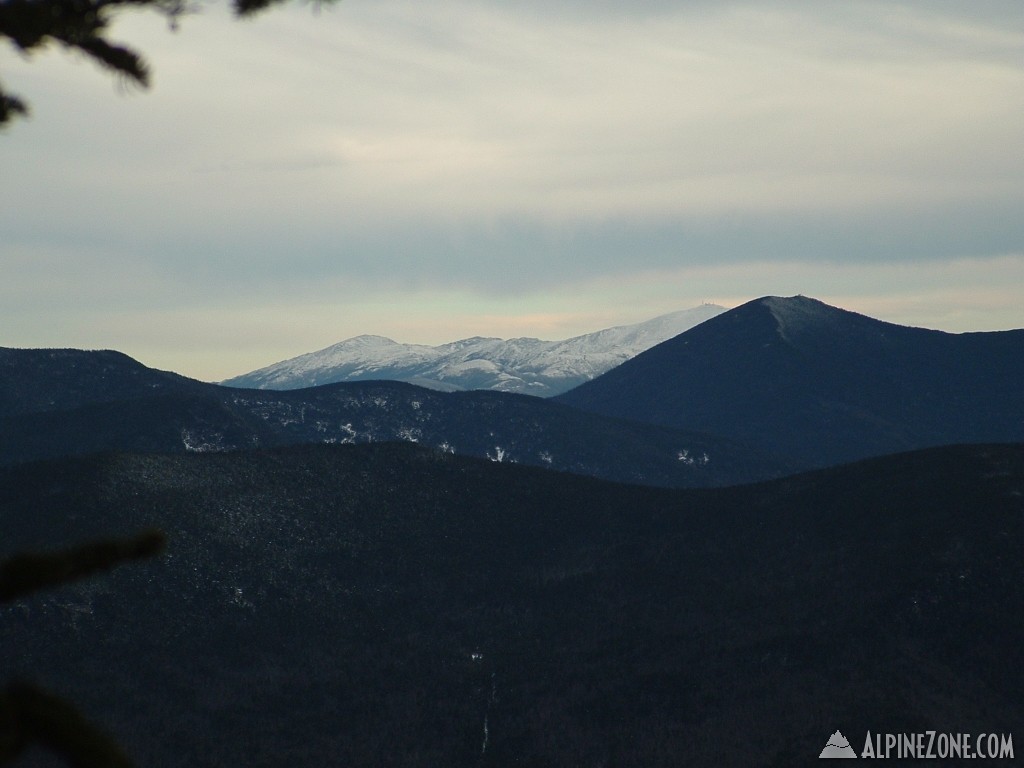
0, 347, 789, 488
221, 304, 725, 396
3, 295, 1023, 481
3, 294, 1024, 767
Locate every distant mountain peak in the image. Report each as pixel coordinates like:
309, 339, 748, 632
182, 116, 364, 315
557, 295, 1024, 469
222, 304, 727, 396
760, 293, 821, 311
342, 334, 401, 345
758, 295, 844, 342
761, 294, 846, 312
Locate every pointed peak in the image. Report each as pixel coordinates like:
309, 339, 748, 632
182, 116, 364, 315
761, 294, 832, 315
749, 296, 852, 342
345, 334, 400, 344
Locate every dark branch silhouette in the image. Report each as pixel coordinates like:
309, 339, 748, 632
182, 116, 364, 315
0, 530, 166, 767
0, 529, 165, 603
0, 0, 337, 126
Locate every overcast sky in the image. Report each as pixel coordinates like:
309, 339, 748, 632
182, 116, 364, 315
2, 0, 1022, 381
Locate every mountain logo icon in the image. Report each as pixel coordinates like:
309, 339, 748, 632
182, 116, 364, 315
819, 730, 858, 758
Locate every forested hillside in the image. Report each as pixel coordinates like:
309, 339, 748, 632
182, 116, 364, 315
3, 442, 1021, 766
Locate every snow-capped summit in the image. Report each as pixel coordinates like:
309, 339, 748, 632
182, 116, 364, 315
246, 335, 439, 390
222, 304, 726, 396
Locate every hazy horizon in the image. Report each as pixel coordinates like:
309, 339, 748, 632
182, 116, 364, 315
4, 294, 1023, 384
3, 0, 1022, 381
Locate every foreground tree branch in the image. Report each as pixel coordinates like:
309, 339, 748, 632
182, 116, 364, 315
0, 530, 166, 767
0, 529, 165, 602
0, 681, 134, 768
0, 0, 336, 127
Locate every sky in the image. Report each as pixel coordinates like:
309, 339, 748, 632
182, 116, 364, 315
2, 0, 1023, 382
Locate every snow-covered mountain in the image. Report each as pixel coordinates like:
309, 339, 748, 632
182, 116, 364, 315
221, 304, 726, 396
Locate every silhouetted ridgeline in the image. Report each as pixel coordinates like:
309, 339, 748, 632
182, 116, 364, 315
0, 347, 791, 488
2, 442, 1021, 766
557, 296, 1024, 468
0, 348, 205, 416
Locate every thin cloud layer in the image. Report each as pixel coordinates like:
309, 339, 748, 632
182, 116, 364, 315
1, 0, 1022, 377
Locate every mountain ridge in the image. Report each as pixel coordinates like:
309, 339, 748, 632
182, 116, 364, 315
221, 304, 726, 395
0, 346, 206, 416
0, 346, 791, 488
556, 295, 1024, 468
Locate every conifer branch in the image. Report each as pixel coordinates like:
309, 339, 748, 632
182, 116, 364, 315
0, 529, 166, 766
0, 529, 166, 603
0, 0, 338, 126
0, 681, 133, 768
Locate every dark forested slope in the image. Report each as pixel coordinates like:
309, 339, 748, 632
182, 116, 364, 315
557, 296, 1024, 468
2, 442, 1021, 766
0, 347, 789, 487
